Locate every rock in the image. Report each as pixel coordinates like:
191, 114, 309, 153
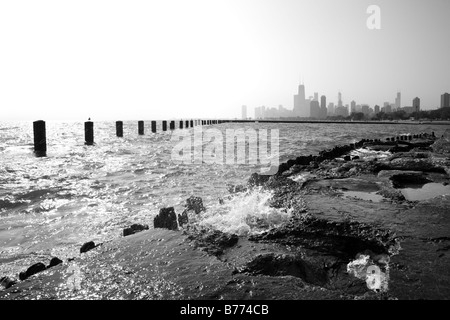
178, 211, 189, 227
239, 253, 328, 286
154, 207, 178, 230
352, 156, 360, 160
0, 276, 17, 289
378, 157, 446, 173
250, 215, 397, 261
248, 173, 270, 187
432, 134, 450, 154
123, 224, 149, 237
186, 227, 239, 256
80, 241, 96, 254
48, 257, 63, 268
344, 155, 351, 161
19, 262, 47, 281
185, 196, 206, 214
227, 184, 247, 194
277, 163, 290, 175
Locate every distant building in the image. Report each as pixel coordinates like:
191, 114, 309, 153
350, 100, 356, 114
294, 83, 308, 117
254, 106, 262, 119
310, 100, 320, 118
374, 105, 380, 114
335, 105, 348, 117
320, 95, 327, 119
338, 92, 343, 108
241, 105, 247, 119
361, 105, 370, 115
413, 97, 420, 113
441, 93, 450, 108
327, 103, 335, 116
395, 92, 401, 110
314, 92, 319, 101
402, 106, 415, 114
385, 104, 392, 114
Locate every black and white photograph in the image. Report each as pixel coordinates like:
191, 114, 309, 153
0, 0, 449, 311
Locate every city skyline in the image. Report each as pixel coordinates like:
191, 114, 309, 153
0, 0, 449, 121
253, 81, 449, 119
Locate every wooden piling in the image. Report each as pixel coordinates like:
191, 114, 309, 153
33, 120, 46, 154
170, 121, 175, 130
84, 121, 94, 145
138, 121, 144, 135
179, 120, 184, 129
186, 120, 189, 128
151, 121, 157, 133
162, 121, 167, 131
190, 120, 193, 128
116, 121, 123, 137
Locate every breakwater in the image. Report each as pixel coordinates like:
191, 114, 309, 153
1, 129, 449, 300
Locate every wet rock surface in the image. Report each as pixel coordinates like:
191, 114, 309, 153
19, 262, 47, 281
80, 241, 96, 254
0, 277, 17, 290
123, 224, 149, 237
1, 132, 449, 300
154, 207, 178, 231
184, 227, 239, 256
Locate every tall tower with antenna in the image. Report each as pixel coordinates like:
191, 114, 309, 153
294, 76, 307, 117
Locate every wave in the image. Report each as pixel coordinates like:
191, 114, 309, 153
197, 188, 292, 236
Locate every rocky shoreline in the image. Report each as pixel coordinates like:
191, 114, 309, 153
1, 131, 449, 300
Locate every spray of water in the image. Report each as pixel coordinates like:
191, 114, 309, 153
198, 188, 292, 236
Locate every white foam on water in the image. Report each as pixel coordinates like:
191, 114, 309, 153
347, 254, 390, 292
198, 188, 292, 236
350, 148, 392, 160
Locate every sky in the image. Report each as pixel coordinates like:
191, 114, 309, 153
0, 0, 449, 121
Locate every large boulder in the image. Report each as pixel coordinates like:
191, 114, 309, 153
185, 196, 205, 214
80, 241, 96, 254
19, 262, 47, 281
48, 257, 63, 268
154, 207, 178, 230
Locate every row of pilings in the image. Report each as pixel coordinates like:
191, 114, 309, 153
32, 119, 228, 156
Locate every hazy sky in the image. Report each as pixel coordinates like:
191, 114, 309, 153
1, 0, 449, 121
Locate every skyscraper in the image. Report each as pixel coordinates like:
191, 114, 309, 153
241, 105, 247, 119
294, 83, 308, 117
395, 92, 401, 110
320, 95, 327, 119
350, 100, 356, 114
362, 105, 370, 116
374, 105, 380, 114
327, 103, 335, 116
413, 97, 420, 113
314, 92, 319, 101
441, 93, 450, 108
310, 100, 320, 118
338, 92, 343, 108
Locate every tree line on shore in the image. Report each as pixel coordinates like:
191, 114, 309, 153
326, 107, 450, 121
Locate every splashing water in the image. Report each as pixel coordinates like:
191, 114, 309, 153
347, 254, 390, 292
198, 188, 292, 236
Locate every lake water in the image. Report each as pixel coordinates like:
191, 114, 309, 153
0, 120, 447, 279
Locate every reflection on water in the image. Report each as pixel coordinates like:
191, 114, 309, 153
401, 183, 450, 201
0, 121, 447, 278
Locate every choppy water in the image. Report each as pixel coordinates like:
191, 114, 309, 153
0, 120, 447, 279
